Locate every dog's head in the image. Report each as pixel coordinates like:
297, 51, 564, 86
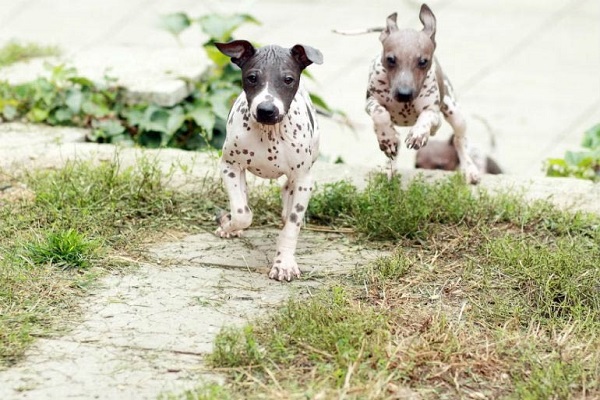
415, 136, 459, 171
215, 40, 323, 125
379, 4, 437, 103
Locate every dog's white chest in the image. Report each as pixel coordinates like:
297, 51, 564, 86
222, 91, 319, 180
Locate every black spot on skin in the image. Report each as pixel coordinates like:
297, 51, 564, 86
244, 206, 250, 213
228, 172, 236, 178
295, 204, 305, 212
237, 208, 243, 214
289, 213, 298, 223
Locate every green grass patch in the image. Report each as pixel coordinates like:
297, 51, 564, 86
2, 160, 599, 398
0, 156, 227, 366
181, 172, 600, 399
0, 40, 60, 68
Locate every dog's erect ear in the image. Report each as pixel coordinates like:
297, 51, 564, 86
379, 12, 398, 42
215, 40, 256, 68
291, 45, 323, 69
419, 4, 437, 46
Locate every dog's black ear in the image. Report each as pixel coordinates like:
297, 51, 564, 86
291, 45, 323, 69
379, 12, 398, 43
419, 4, 437, 46
215, 40, 256, 68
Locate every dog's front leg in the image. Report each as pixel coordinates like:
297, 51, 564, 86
215, 160, 253, 238
366, 96, 399, 159
405, 109, 441, 150
269, 174, 313, 281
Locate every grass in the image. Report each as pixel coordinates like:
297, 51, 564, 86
187, 174, 599, 399
0, 156, 226, 366
0, 40, 60, 68
1, 158, 599, 398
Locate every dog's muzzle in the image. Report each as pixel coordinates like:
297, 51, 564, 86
394, 87, 414, 103
255, 102, 282, 125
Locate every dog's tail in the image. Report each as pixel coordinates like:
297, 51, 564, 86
332, 27, 384, 36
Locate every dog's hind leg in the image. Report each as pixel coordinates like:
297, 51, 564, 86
440, 90, 481, 184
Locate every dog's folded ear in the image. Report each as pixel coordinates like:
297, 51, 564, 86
379, 12, 398, 43
419, 4, 437, 46
291, 45, 323, 69
215, 40, 256, 68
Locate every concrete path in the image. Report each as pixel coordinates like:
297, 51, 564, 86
0, 0, 598, 174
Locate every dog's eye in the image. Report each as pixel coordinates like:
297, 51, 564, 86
386, 56, 396, 67
418, 58, 429, 68
246, 74, 258, 84
284, 76, 295, 85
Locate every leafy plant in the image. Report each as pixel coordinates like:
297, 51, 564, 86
0, 12, 342, 151
545, 123, 600, 181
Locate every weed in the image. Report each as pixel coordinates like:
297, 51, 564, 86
546, 123, 600, 181
0, 156, 216, 365
199, 175, 600, 399
24, 229, 99, 270
473, 233, 600, 329
0, 40, 60, 68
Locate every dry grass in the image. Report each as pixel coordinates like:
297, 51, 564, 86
194, 175, 600, 400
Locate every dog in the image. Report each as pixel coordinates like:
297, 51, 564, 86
214, 40, 323, 281
364, 4, 481, 184
415, 134, 503, 175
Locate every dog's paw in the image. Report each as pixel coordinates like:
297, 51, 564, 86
268, 254, 301, 282
463, 164, 482, 185
215, 227, 243, 238
214, 211, 244, 238
378, 136, 399, 159
405, 127, 430, 150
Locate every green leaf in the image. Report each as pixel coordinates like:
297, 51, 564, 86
188, 105, 216, 136
27, 107, 49, 123
166, 106, 186, 135
81, 97, 110, 118
65, 89, 83, 113
564, 151, 591, 167
309, 93, 332, 113
2, 105, 18, 120
141, 105, 170, 134
203, 45, 232, 68
197, 14, 260, 43
208, 88, 238, 121
581, 123, 600, 150
159, 12, 191, 37
93, 119, 126, 138
68, 76, 96, 88
53, 108, 73, 123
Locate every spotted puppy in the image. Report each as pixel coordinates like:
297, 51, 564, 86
214, 40, 323, 281
366, 4, 481, 184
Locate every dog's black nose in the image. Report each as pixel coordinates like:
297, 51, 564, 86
256, 102, 280, 124
395, 87, 414, 102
